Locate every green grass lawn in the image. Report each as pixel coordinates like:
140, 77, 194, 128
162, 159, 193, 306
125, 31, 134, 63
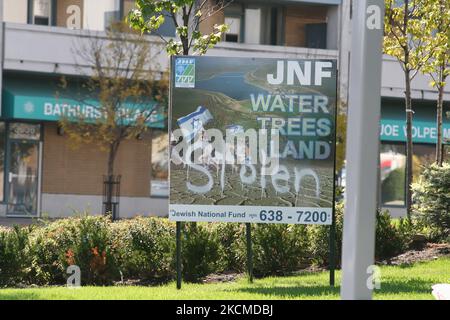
1, 258, 449, 300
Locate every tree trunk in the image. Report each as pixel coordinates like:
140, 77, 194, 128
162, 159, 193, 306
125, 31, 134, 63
105, 142, 120, 219
182, 35, 189, 55
107, 143, 118, 178
404, 69, 414, 219
436, 83, 444, 166
182, 8, 190, 55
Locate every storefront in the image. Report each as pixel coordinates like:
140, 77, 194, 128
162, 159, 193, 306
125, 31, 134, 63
379, 98, 450, 216
3, 73, 446, 219
0, 74, 168, 218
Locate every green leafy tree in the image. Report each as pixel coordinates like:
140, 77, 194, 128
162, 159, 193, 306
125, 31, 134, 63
127, 0, 231, 56
420, 0, 450, 166
384, 0, 432, 217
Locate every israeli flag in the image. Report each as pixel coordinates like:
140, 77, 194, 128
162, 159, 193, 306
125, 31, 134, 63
177, 106, 213, 142
226, 124, 245, 135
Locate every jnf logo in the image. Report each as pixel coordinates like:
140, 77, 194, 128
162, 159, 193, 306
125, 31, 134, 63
175, 58, 195, 88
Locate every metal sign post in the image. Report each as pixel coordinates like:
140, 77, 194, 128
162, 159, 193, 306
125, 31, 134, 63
176, 221, 182, 289
169, 56, 338, 290
340, 0, 384, 300
246, 223, 254, 283
329, 70, 340, 288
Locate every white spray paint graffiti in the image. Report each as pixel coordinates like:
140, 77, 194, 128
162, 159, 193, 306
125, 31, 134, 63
171, 127, 322, 200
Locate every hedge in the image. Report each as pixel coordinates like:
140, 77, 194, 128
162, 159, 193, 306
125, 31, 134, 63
0, 204, 419, 287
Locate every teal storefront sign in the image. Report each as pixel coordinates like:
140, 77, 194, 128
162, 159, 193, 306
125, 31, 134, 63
380, 119, 450, 144
2, 77, 165, 128
380, 99, 450, 144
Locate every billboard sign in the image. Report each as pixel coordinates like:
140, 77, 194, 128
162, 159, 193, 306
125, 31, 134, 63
169, 56, 337, 225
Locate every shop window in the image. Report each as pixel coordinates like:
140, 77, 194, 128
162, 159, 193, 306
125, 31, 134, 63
31, 0, 52, 26
6, 123, 41, 216
380, 143, 438, 208
444, 145, 450, 162
224, 17, 241, 42
305, 23, 327, 49
222, 3, 282, 46
223, 3, 243, 43
151, 130, 169, 197
0, 123, 5, 202
380, 143, 406, 207
412, 144, 435, 181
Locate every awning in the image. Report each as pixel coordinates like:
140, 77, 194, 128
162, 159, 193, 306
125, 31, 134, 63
1, 76, 165, 128
380, 99, 450, 144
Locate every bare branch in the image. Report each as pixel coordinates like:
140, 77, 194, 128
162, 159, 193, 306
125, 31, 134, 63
60, 22, 168, 176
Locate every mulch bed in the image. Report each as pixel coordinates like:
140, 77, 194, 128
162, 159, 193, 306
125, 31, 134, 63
202, 271, 244, 284
202, 243, 450, 284
381, 243, 450, 266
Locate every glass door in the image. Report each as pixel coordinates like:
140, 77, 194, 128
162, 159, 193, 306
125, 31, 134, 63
6, 124, 41, 217
7, 141, 40, 216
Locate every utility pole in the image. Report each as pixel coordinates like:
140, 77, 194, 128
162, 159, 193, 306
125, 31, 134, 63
340, 0, 384, 300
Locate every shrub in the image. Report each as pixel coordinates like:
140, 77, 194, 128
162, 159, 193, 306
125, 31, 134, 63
0, 226, 32, 286
29, 216, 118, 285
251, 224, 309, 276
308, 202, 344, 267
182, 223, 221, 282
28, 218, 79, 285
306, 204, 416, 265
110, 217, 175, 282
212, 223, 246, 273
0, 202, 423, 287
69, 216, 118, 285
412, 163, 450, 241
375, 211, 415, 260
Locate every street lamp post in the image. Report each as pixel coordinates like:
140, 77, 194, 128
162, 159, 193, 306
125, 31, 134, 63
340, 0, 384, 300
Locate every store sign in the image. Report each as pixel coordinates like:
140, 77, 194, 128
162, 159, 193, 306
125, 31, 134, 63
9, 123, 41, 140
380, 119, 450, 144
169, 57, 337, 225
3, 92, 165, 128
